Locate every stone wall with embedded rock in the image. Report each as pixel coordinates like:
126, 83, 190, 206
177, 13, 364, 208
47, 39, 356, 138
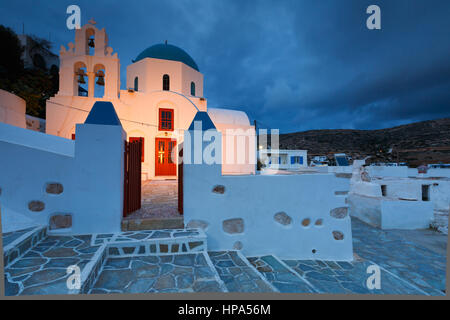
183, 125, 353, 261
0, 108, 125, 234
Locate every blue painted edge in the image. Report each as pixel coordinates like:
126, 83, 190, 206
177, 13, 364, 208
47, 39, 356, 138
188, 112, 216, 131
84, 101, 122, 126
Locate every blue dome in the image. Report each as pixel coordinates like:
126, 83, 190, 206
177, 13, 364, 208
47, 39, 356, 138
133, 43, 199, 71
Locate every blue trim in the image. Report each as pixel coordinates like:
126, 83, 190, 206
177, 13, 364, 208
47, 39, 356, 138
85, 101, 122, 126
134, 43, 199, 71
188, 112, 216, 131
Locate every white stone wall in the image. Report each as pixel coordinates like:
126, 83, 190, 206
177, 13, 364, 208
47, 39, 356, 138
0, 121, 125, 235
0, 89, 26, 129
183, 129, 353, 261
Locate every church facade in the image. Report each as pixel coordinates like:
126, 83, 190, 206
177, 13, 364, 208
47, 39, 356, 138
46, 21, 255, 179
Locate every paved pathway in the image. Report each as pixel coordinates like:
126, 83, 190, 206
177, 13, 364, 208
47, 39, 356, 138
351, 218, 447, 295
122, 180, 182, 230
126, 180, 179, 219
247, 255, 316, 293
3, 217, 448, 296
209, 251, 276, 292
4, 235, 101, 296
90, 253, 226, 294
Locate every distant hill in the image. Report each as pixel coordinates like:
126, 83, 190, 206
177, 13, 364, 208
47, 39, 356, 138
278, 118, 450, 167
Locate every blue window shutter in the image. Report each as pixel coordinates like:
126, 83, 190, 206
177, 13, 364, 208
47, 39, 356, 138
291, 157, 295, 165
300, 157, 303, 165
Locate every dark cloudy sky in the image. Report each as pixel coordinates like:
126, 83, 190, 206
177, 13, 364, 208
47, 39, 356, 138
1, 0, 449, 133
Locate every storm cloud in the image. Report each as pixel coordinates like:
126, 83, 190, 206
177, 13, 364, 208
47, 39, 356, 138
1, 0, 449, 132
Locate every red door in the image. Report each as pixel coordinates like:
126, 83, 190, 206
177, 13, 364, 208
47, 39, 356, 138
155, 138, 177, 176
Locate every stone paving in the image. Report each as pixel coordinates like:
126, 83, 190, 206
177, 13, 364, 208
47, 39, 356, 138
351, 218, 447, 296
2, 215, 448, 296
208, 251, 276, 292
4, 234, 102, 296
247, 255, 316, 293
2, 227, 36, 247
125, 180, 179, 220
90, 229, 202, 246
284, 259, 424, 295
90, 253, 226, 294
122, 180, 183, 231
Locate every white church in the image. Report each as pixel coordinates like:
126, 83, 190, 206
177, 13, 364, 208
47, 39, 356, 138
45, 20, 256, 179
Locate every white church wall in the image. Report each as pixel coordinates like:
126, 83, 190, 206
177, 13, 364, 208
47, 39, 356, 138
181, 63, 204, 98
127, 57, 204, 98
183, 127, 353, 261
0, 120, 124, 235
0, 89, 26, 129
46, 21, 256, 181
127, 58, 183, 94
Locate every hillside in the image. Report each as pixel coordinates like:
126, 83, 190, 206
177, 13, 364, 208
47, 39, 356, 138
278, 118, 450, 167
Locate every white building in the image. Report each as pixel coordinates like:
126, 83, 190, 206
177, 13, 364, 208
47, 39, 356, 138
259, 149, 308, 170
348, 161, 449, 232
0, 89, 26, 129
45, 20, 255, 180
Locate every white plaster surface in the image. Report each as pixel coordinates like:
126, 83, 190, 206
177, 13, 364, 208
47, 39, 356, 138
0, 89, 26, 129
183, 130, 353, 261
0, 120, 125, 235
46, 21, 255, 179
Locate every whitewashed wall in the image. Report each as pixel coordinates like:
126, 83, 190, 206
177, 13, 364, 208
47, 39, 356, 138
367, 166, 408, 178
0, 89, 26, 129
348, 162, 439, 230
0, 120, 125, 235
407, 168, 450, 179
348, 194, 434, 230
183, 126, 353, 261
328, 166, 353, 174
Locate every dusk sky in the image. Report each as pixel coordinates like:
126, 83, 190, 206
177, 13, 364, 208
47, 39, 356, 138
1, 0, 449, 133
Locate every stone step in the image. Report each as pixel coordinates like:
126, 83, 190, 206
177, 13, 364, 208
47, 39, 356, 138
4, 233, 105, 296
88, 251, 227, 294
5, 229, 211, 296
208, 251, 278, 293
2, 226, 47, 267
247, 255, 317, 293
121, 217, 184, 231
91, 228, 207, 256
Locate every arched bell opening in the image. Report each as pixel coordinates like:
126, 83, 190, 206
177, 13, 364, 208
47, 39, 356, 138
94, 64, 106, 98
74, 61, 88, 97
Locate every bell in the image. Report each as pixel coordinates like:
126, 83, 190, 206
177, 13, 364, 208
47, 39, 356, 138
77, 74, 86, 84
96, 75, 105, 86
88, 37, 95, 48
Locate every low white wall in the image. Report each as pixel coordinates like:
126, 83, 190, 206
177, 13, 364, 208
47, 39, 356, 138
367, 166, 408, 178
0, 120, 125, 234
328, 166, 353, 174
348, 194, 434, 230
381, 200, 434, 230
0, 89, 26, 129
407, 168, 450, 179
362, 178, 450, 213
183, 129, 353, 261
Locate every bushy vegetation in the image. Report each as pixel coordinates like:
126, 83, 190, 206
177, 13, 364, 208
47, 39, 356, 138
0, 25, 58, 118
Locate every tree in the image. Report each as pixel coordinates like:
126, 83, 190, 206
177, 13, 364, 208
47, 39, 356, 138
0, 25, 59, 119
0, 25, 23, 81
